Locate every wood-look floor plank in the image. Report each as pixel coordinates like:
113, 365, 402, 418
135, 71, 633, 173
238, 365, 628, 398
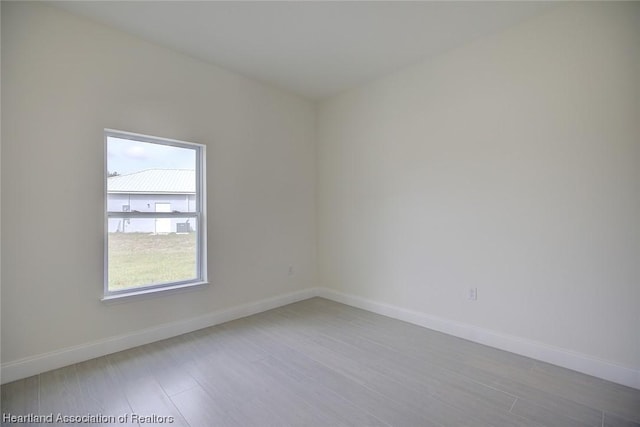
2, 297, 639, 427
1, 376, 39, 427
251, 305, 513, 405
255, 355, 391, 427
137, 338, 199, 397
275, 299, 537, 389
182, 328, 328, 426
106, 348, 190, 426
531, 360, 640, 421
74, 356, 137, 425
210, 322, 392, 426
237, 307, 536, 427
511, 397, 602, 427
39, 365, 89, 426
492, 375, 604, 427
169, 384, 243, 427
604, 412, 640, 427
224, 321, 443, 426
188, 350, 343, 426
281, 298, 640, 424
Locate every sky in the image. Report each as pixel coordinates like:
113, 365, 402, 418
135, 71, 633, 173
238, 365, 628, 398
107, 136, 195, 175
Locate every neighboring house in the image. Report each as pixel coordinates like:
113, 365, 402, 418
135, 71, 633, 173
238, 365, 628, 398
107, 169, 196, 233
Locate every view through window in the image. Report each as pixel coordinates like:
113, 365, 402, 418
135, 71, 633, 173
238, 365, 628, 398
105, 130, 206, 297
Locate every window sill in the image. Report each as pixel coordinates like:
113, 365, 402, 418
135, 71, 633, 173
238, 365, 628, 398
101, 281, 209, 304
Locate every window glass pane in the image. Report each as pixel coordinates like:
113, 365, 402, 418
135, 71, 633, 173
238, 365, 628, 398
107, 137, 197, 213
107, 218, 198, 291
105, 131, 205, 297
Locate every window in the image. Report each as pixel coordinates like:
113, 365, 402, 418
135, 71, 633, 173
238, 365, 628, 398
104, 129, 206, 299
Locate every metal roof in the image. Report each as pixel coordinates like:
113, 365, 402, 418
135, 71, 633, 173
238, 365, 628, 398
108, 169, 195, 194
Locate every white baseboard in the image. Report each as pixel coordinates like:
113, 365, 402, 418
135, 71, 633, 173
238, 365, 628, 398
0, 287, 320, 385
3, 286, 638, 390
317, 288, 640, 390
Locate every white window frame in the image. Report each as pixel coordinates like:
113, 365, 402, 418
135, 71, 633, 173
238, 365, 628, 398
103, 129, 207, 301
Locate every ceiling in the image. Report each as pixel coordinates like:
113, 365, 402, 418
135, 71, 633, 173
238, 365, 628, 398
53, 1, 556, 100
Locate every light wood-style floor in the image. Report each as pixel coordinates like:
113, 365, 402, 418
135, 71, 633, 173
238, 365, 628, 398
2, 297, 639, 426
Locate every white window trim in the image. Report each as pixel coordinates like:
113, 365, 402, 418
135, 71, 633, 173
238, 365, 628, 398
102, 129, 208, 301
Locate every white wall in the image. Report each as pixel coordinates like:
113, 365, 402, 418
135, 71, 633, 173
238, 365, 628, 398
1, 3, 316, 367
318, 2, 639, 375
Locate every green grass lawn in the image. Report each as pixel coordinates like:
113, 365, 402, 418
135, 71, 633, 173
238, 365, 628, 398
108, 232, 197, 291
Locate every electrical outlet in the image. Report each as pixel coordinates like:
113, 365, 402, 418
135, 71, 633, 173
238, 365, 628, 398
468, 287, 478, 301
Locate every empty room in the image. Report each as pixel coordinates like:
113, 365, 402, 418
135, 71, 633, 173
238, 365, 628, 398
1, 1, 639, 426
